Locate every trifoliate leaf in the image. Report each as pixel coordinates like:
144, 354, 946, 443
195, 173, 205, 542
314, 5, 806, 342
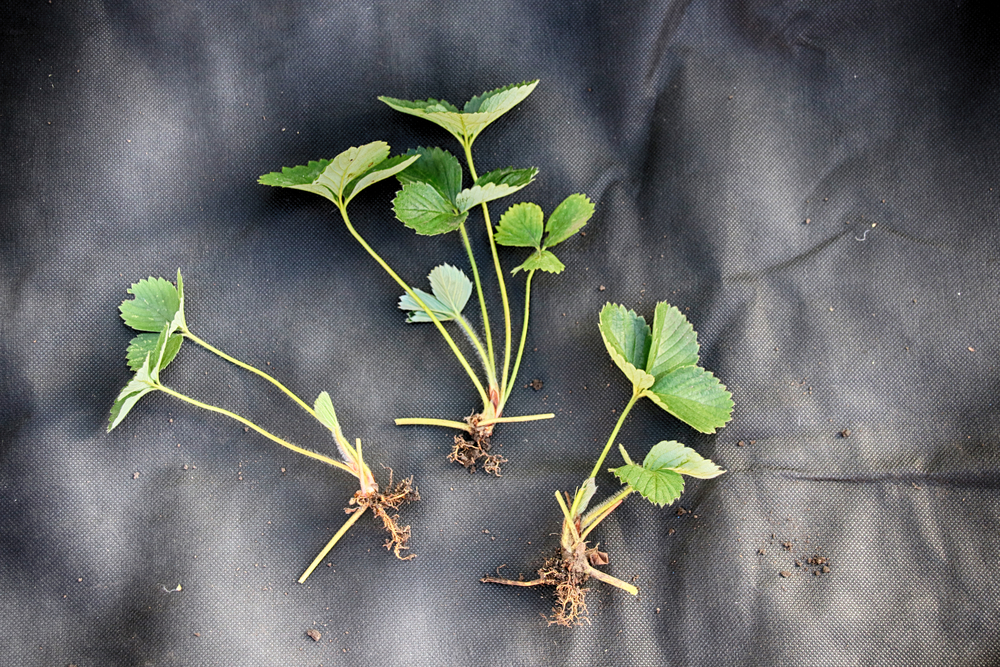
512, 249, 565, 274
399, 264, 472, 323
119, 276, 183, 332
257, 159, 336, 202
495, 202, 544, 248
392, 181, 467, 235
379, 80, 539, 146
543, 193, 594, 248
455, 168, 537, 213
395, 147, 463, 204
643, 365, 734, 434
258, 142, 402, 204
126, 333, 183, 372
343, 153, 420, 205
645, 302, 699, 378
108, 355, 157, 432
598, 303, 654, 391
611, 440, 724, 508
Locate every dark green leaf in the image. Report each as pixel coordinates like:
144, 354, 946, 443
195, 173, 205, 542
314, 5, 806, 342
395, 147, 463, 204
598, 303, 654, 390
644, 365, 734, 434
392, 182, 467, 235
611, 464, 684, 508
456, 167, 537, 212
494, 202, 544, 248
645, 302, 699, 378
512, 249, 564, 274
543, 193, 594, 248
119, 276, 182, 332
126, 333, 183, 372
343, 153, 420, 204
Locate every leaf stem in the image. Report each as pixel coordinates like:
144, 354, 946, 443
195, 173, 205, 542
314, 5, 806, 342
458, 223, 496, 388
501, 269, 534, 407
297, 505, 368, 583
579, 486, 633, 540
462, 141, 513, 406
182, 328, 318, 419
156, 384, 354, 475
393, 417, 473, 433
585, 565, 639, 596
571, 392, 641, 516
477, 413, 554, 426
336, 202, 490, 407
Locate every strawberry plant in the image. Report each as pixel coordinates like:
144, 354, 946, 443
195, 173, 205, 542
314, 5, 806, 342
482, 302, 734, 625
259, 81, 593, 473
109, 271, 418, 583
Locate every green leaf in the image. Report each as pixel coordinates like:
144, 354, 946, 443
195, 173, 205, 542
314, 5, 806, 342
399, 264, 472, 323
643, 365, 734, 434
576, 477, 598, 515
543, 193, 594, 248
108, 355, 157, 432
316, 142, 390, 200
119, 276, 183, 332
611, 440, 724, 508
343, 153, 421, 204
598, 303, 654, 391
392, 181, 467, 235
395, 147, 463, 204
126, 333, 183, 372
455, 167, 537, 212
645, 302, 700, 378
379, 80, 539, 145
314, 391, 355, 462
257, 159, 337, 202
495, 202, 544, 248
512, 249, 564, 274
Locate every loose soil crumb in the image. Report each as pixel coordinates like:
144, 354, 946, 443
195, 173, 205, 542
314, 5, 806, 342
448, 414, 506, 475
306, 629, 322, 642
528, 379, 544, 391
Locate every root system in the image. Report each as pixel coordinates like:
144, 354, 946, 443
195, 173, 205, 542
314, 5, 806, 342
349, 471, 420, 560
448, 413, 506, 475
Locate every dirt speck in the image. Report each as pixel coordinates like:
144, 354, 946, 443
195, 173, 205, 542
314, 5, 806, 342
306, 629, 322, 642
528, 379, 544, 391
779, 571, 791, 578
840, 429, 852, 438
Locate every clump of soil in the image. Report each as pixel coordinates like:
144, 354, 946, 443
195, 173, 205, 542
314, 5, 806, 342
306, 629, 322, 642
448, 413, 506, 475
349, 472, 419, 559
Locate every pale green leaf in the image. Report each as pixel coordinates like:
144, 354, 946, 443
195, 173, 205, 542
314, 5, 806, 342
494, 202, 544, 248
456, 168, 536, 212
392, 182, 467, 235
315, 142, 390, 199
126, 333, 183, 372
377, 96, 469, 143
543, 193, 594, 248
108, 355, 157, 432
576, 477, 598, 515
512, 249, 564, 274
314, 391, 354, 463
643, 365, 734, 434
642, 440, 725, 480
257, 159, 338, 202
598, 303, 654, 391
395, 147, 463, 204
645, 302, 699, 378
343, 154, 421, 204
119, 276, 182, 332
398, 288, 454, 323
427, 264, 473, 315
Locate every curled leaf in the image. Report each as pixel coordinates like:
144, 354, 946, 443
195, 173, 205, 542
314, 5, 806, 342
108, 354, 157, 432
543, 193, 594, 248
598, 303, 654, 391
610, 440, 724, 508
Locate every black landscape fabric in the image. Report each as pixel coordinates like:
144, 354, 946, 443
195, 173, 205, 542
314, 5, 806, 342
2, 1, 1000, 665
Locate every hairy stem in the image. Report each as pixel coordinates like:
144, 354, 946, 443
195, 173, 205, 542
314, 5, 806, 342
393, 417, 473, 433
477, 412, 554, 426
501, 269, 535, 407
182, 328, 317, 419
463, 141, 513, 404
579, 486, 633, 540
459, 223, 496, 387
156, 384, 354, 475
297, 505, 368, 583
571, 392, 641, 516
336, 202, 490, 407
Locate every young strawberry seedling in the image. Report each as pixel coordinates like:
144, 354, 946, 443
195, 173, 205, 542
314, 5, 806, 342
482, 301, 734, 625
108, 270, 418, 583
259, 81, 593, 473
